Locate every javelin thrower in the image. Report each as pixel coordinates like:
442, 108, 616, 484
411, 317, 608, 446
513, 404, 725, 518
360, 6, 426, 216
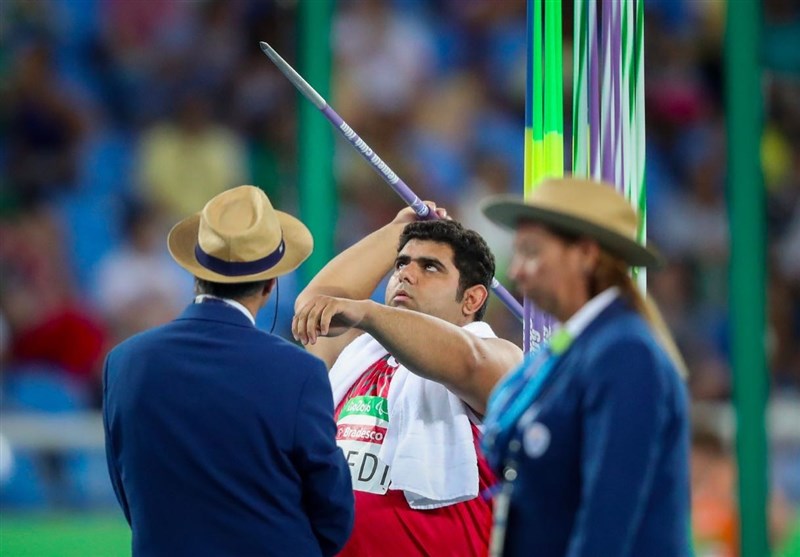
259, 41, 524, 322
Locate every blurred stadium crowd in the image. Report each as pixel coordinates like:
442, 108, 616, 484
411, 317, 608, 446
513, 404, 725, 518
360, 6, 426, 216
1, 0, 799, 554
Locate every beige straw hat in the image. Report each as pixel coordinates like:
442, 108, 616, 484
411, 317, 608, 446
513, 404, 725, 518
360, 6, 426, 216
167, 185, 313, 283
481, 177, 662, 268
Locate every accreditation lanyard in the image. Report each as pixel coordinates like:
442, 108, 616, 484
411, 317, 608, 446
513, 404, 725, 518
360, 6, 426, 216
487, 330, 573, 557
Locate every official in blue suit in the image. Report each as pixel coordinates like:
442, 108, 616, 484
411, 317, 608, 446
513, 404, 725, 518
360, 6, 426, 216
103, 186, 354, 557
480, 178, 691, 557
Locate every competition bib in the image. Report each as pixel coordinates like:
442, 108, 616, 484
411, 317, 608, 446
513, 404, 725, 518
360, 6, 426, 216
335, 356, 398, 495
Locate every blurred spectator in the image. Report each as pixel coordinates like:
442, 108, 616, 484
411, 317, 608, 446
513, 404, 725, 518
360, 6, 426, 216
0, 433, 14, 486
456, 154, 515, 274
691, 428, 738, 557
90, 198, 192, 345
0, 203, 107, 392
691, 426, 797, 556
189, 0, 246, 93
404, 72, 484, 202
763, 0, 800, 76
5, 42, 85, 203
334, 0, 435, 125
95, 0, 187, 124
138, 89, 248, 219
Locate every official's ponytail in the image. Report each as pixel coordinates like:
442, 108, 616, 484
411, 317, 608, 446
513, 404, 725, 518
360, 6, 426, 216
589, 251, 688, 378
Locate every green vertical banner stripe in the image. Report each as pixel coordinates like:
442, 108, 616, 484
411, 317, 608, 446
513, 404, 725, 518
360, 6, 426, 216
298, 0, 335, 284
621, 0, 631, 197
572, 0, 589, 177
533, 0, 544, 143
543, 0, 564, 179
725, 0, 770, 555
524, 0, 535, 196
553, 0, 563, 140
525, 0, 534, 132
554, 0, 564, 178
570, 0, 579, 174
544, 0, 559, 135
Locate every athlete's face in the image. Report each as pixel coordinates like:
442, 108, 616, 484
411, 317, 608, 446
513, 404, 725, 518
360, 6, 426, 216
385, 239, 467, 325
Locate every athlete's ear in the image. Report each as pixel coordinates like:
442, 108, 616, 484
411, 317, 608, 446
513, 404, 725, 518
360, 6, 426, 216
461, 284, 489, 318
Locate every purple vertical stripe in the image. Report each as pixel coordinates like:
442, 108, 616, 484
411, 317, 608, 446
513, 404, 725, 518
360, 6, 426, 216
524, 299, 532, 353
589, 0, 600, 179
526, 305, 553, 353
533, 309, 544, 351
544, 313, 554, 344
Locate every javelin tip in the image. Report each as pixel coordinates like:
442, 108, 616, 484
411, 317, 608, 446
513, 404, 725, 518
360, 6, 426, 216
257, 40, 327, 110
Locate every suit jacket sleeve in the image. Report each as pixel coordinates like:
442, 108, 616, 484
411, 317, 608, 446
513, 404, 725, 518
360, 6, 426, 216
293, 361, 354, 556
102, 355, 131, 525
566, 339, 667, 557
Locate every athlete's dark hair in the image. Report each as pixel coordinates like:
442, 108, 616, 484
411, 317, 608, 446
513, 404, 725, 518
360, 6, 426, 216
398, 220, 495, 321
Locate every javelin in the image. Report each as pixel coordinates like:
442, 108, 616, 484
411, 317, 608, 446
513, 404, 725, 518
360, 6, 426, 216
259, 41, 524, 322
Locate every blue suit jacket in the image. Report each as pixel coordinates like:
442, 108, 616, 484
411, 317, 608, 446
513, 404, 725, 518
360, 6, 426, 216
503, 299, 690, 557
103, 302, 354, 557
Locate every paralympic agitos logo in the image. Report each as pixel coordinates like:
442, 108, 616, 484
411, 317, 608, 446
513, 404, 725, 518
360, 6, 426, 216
338, 396, 389, 422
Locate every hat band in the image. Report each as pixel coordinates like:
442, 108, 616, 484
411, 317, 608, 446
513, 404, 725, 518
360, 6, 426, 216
194, 238, 286, 277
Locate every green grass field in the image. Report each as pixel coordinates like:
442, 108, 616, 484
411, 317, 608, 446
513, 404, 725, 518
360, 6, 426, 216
1, 512, 798, 557
0, 513, 130, 557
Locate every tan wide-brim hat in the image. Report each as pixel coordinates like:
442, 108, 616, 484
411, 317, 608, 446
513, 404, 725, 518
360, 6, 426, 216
168, 185, 313, 283
481, 177, 663, 268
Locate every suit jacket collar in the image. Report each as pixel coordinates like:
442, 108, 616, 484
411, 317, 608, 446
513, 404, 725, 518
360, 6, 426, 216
569, 296, 631, 350
194, 295, 255, 324
177, 301, 257, 329
531, 297, 632, 402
